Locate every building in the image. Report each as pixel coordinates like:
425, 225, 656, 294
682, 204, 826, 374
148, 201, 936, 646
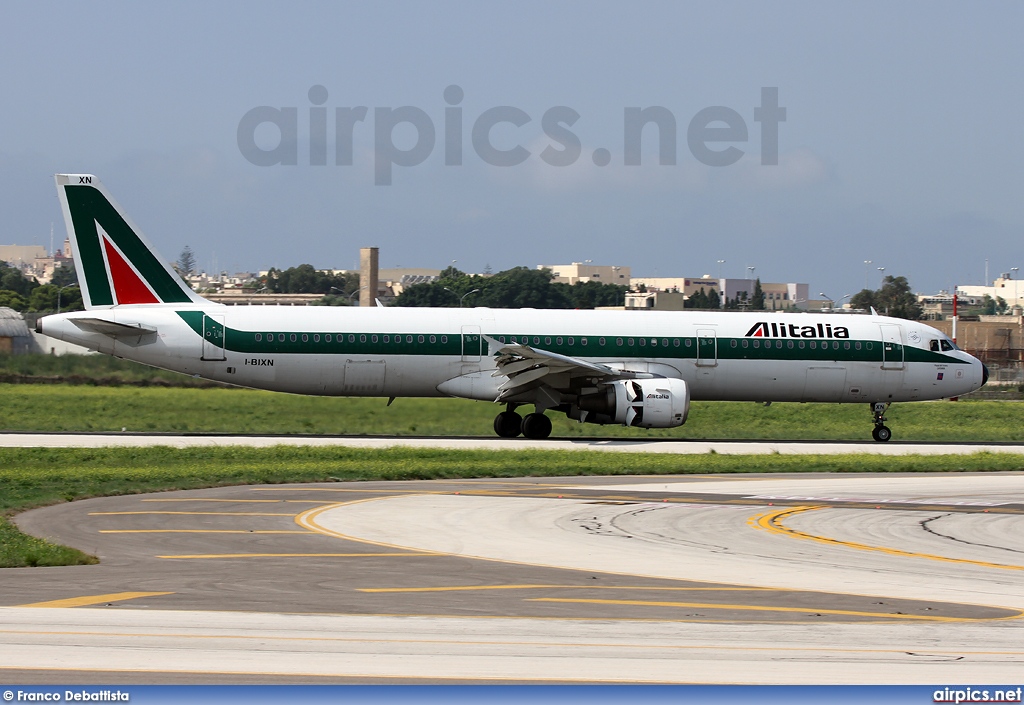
0, 307, 34, 354
631, 276, 809, 310
631, 275, 721, 300
0, 245, 46, 271
624, 290, 687, 310
957, 276, 1024, 310
539, 263, 631, 285
0, 241, 74, 285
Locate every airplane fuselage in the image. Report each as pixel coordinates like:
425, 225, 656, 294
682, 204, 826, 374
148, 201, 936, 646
39, 304, 985, 404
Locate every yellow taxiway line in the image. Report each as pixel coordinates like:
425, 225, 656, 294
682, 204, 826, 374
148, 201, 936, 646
99, 530, 312, 534
528, 597, 1013, 622
751, 506, 1024, 571
89, 511, 297, 516
17, 592, 173, 608
156, 552, 436, 559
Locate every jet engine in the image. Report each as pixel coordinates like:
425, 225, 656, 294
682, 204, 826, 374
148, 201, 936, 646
570, 378, 690, 428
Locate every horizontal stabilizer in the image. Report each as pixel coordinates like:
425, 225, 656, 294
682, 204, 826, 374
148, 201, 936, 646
72, 317, 157, 337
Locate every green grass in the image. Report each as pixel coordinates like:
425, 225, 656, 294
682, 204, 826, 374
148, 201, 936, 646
0, 352, 222, 387
3, 445, 1024, 568
2, 383, 1024, 440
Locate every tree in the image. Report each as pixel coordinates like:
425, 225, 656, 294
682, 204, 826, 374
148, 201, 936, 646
877, 275, 923, 320
395, 266, 626, 309
176, 246, 196, 276
50, 262, 79, 288
751, 279, 765, 310
851, 276, 922, 320
0, 290, 28, 312
849, 288, 877, 311
0, 265, 38, 297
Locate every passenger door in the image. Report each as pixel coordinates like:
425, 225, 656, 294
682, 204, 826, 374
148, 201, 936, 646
879, 324, 904, 370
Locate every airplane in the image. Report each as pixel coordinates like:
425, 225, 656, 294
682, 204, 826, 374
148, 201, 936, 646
38, 174, 988, 442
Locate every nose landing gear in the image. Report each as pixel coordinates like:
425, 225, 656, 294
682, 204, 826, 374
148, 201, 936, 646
871, 402, 892, 442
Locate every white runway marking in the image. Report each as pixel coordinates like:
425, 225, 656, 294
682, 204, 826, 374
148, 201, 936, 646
1, 607, 1022, 684
2, 432, 1024, 455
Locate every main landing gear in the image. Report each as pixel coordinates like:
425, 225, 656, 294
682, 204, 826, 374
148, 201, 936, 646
871, 402, 892, 442
493, 406, 552, 439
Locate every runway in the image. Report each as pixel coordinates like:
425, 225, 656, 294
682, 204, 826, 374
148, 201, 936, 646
3, 473, 1024, 683
3, 431, 1024, 454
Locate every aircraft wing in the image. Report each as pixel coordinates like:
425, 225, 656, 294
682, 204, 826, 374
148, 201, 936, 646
72, 317, 157, 337
485, 335, 651, 402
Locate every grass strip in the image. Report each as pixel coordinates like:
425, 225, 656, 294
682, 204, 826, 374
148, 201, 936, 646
3, 445, 1024, 568
4, 384, 1024, 440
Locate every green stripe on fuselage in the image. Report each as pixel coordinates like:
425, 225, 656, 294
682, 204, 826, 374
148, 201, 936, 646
176, 312, 969, 365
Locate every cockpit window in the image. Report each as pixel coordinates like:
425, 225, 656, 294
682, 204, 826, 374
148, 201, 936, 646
940, 339, 954, 351
929, 340, 940, 352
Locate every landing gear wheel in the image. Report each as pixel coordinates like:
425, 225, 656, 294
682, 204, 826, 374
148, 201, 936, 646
872, 425, 892, 442
521, 413, 552, 440
493, 410, 523, 438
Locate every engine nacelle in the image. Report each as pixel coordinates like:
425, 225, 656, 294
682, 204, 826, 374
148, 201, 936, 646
571, 378, 690, 428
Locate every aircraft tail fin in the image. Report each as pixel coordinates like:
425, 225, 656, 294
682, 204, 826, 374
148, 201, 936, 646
54, 174, 207, 310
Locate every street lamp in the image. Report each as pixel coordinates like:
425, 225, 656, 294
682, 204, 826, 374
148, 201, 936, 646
717, 259, 725, 279
746, 266, 755, 281
445, 287, 480, 307
56, 284, 77, 313
1013, 267, 1020, 309
819, 292, 834, 309
346, 285, 368, 305
877, 266, 885, 285
863, 260, 872, 290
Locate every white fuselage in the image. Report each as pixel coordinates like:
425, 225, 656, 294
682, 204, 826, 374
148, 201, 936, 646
39, 305, 986, 405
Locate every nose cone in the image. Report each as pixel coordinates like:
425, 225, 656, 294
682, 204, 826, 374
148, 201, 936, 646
982, 363, 989, 386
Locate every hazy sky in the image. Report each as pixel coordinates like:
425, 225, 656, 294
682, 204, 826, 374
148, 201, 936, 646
3, 1, 1022, 298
